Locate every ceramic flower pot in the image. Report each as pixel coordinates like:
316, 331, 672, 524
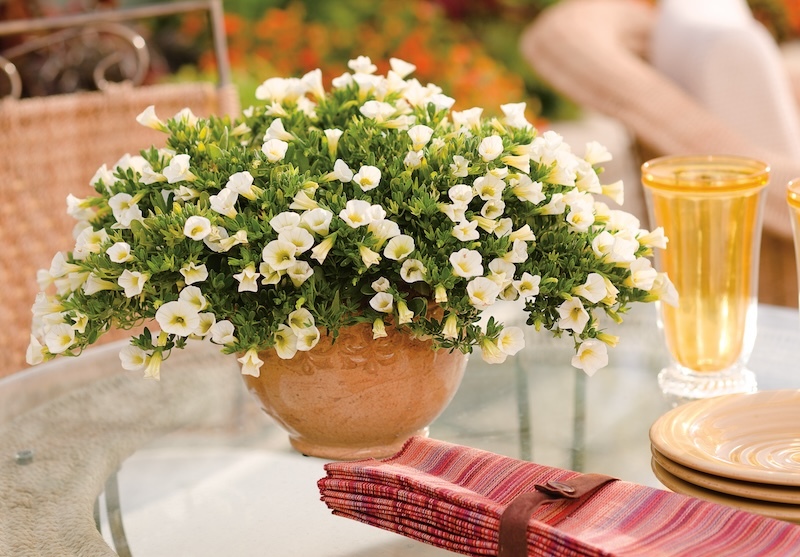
242, 322, 467, 460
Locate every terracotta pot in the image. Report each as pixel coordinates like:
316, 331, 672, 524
242, 322, 467, 460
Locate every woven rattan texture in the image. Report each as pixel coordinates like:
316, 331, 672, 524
0, 82, 239, 377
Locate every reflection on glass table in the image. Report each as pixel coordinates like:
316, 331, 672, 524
1, 303, 798, 556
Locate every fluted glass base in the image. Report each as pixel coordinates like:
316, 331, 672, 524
658, 364, 757, 406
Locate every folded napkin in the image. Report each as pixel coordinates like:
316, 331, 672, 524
318, 437, 800, 556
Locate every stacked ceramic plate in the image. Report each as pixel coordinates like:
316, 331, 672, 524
649, 390, 800, 523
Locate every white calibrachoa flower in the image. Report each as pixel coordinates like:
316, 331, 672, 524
234, 264, 260, 292
571, 340, 608, 377
384, 235, 414, 261
155, 300, 200, 336
262, 138, 289, 162
118, 270, 148, 298
557, 297, 590, 333
180, 262, 208, 285
238, 349, 264, 377
450, 249, 483, 278
184, 215, 212, 240
370, 292, 394, 313
31, 56, 671, 380
107, 242, 134, 263
353, 165, 381, 191
119, 344, 149, 371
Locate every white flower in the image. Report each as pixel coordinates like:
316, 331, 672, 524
540, 193, 567, 215
353, 165, 382, 191
510, 175, 545, 204
584, 141, 613, 165
369, 292, 394, 313
179, 285, 208, 311
566, 208, 595, 232
404, 150, 424, 168
360, 100, 396, 122
638, 227, 668, 250
651, 272, 679, 307
44, 323, 75, 354
602, 180, 625, 205
407, 125, 434, 150
331, 72, 354, 89
497, 326, 525, 355
373, 318, 388, 339
500, 102, 531, 129
83, 273, 117, 295
473, 174, 505, 201
573, 273, 607, 304
397, 300, 414, 324
480, 337, 507, 364
450, 155, 470, 177
154, 300, 200, 336
226, 171, 257, 199
300, 208, 333, 235
288, 308, 315, 332
466, 277, 501, 309
448, 184, 473, 205
439, 203, 467, 223
259, 263, 283, 285
279, 227, 315, 254
209, 188, 239, 218
310, 235, 336, 264
478, 136, 504, 161
262, 138, 289, 162
359, 245, 381, 267
481, 199, 505, 220
262, 239, 298, 270
324, 128, 344, 156
296, 326, 321, 351
400, 259, 427, 283
163, 154, 195, 183
135, 105, 167, 131
442, 314, 459, 339
106, 242, 133, 263
238, 349, 264, 377
501, 154, 530, 174
234, 264, 260, 292
180, 262, 208, 285
368, 219, 401, 244
349, 55, 377, 74
452, 220, 480, 241
173, 107, 198, 126
272, 324, 298, 360
66, 194, 95, 221
143, 351, 163, 380
557, 298, 590, 332
175, 186, 200, 201
450, 248, 484, 278
287, 261, 313, 287
119, 345, 148, 371
196, 313, 216, 336
452, 107, 483, 129
514, 272, 541, 298
118, 270, 148, 297
73, 227, 109, 260
183, 215, 212, 240
488, 259, 515, 288
626, 257, 658, 290
209, 320, 237, 345
265, 118, 295, 141
571, 339, 608, 376
269, 211, 302, 232
339, 199, 374, 228
290, 190, 319, 211
390, 57, 416, 78
601, 275, 620, 306
384, 235, 415, 261
372, 277, 390, 292
90, 164, 117, 190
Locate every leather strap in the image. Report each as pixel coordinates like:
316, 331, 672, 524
498, 473, 617, 557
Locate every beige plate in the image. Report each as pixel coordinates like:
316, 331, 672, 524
649, 390, 800, 486
651, 460, 800, 524
651, 447, 800, 504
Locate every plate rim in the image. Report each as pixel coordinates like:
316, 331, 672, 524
649, 389, 800, 486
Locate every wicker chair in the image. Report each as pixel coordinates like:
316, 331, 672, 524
521, 0, 800, 308
0, 1, 239, 377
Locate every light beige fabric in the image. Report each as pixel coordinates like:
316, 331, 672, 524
521, 0, 800, 306
0, 82, 240, 377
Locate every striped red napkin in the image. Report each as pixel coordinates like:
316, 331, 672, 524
318, 437, 800, 556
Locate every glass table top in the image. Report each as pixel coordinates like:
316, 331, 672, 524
1, 303, 798, 556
